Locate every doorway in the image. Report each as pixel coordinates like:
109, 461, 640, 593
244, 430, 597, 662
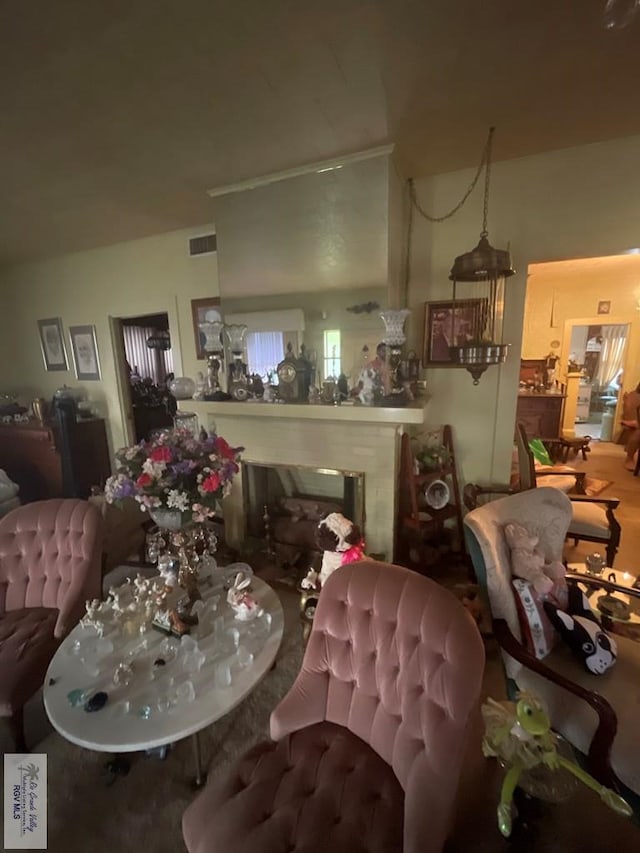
111, 311, 178, 444
566, 323, 628, 440
522, 254, 640, 445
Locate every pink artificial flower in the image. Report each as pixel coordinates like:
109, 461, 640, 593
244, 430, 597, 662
150, 445, 172, 463
214, 436, 236, 460
201, 472, 221, 493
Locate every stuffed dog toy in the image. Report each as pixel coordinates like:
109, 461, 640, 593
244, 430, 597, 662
301, 512, 365, 590
544, 585, 617, 675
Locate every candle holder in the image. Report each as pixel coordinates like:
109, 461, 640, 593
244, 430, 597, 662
225, 324, 249, 401
379, 309, 411, 394
199, 320, 228, 400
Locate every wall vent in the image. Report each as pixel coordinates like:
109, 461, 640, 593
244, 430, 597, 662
189, 234, 217, 256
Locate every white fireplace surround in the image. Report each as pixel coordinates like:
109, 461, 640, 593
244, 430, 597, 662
181, 401, 426, 557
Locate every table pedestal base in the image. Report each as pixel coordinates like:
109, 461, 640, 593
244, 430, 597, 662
191, 732, 207, 789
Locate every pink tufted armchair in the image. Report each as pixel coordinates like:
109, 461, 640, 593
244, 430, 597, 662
183, 560, 485, 853
0, 499, 102, 751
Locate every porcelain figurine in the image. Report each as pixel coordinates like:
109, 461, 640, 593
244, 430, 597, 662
227, 572, 263, 621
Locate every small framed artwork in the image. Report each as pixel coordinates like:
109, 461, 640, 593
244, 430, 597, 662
69, 325, 101, 380
191, 297, 222, 359
423, 299, 487, 365
37, 317, 68, 371
597, 300, 611, 315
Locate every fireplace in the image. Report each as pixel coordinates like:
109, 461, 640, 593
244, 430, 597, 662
179, 399, 427, 559
242, 461, 364, 565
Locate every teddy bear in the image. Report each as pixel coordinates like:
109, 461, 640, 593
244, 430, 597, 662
503, 521, 565, 595
301, 512, 365, 591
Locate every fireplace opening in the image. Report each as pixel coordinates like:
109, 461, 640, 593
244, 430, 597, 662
242, 461, 364, 567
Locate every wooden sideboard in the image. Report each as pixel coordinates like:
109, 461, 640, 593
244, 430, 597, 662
515, 391, 566, 438
0, 418, 111, 502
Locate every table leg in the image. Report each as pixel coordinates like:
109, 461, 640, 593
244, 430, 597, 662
104, 754, 131, 786
191, 732, 206, 789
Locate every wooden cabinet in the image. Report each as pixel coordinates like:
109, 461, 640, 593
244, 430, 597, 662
515, 392, 566, 439
0, 418, 111, 502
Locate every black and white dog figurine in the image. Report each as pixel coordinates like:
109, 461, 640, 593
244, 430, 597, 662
301, 512, 365, 591
545, 585, 617, 675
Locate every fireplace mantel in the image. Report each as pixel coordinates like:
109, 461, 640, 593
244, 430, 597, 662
179, 399, 428, 558
181, 400, 427, 425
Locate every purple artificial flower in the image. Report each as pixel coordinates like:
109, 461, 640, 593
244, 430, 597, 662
171, 460, 194, 476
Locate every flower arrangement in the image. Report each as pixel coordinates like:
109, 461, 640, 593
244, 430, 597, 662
105, 428, 243, 523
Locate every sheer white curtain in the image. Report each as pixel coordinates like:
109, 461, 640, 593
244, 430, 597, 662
246, 331, 284, 379
597, 325, 627, 387
122, 325, 173, 385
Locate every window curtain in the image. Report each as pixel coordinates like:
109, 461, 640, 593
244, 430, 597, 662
596, 325, 627, 388
246, 331, 284, 379
122, 325, 173, 385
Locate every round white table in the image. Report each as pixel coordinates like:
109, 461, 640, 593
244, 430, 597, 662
43, 574, 284, 784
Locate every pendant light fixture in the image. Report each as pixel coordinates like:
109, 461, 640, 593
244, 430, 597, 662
448, 127, 515, 384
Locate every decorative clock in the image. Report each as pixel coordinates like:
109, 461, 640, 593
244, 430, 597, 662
276, 343, 313, 403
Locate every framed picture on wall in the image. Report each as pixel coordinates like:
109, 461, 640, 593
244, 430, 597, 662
191, 297, 222, 360
69, 324, 101, 380
37, 317, 68, 371
422, 299, 487, 365
597, 300, 611, 315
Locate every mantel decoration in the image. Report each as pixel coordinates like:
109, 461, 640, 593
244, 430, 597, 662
410, 126, 515, 385
105, 427, 243, 636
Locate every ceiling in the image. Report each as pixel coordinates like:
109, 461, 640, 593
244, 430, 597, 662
2, 0, 640, 265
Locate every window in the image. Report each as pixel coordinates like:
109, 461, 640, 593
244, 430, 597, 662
122, 325, 173, 385
323, 329, 341, 379
246, 331, 284, 379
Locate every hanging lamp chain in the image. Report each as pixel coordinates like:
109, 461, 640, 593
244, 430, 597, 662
481, 126, 495, 237
408, 126, 494, 224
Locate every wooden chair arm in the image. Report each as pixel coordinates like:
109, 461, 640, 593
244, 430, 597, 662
569, 494, 621, 509
534, 469, 587, 494
492, 618, 618, 787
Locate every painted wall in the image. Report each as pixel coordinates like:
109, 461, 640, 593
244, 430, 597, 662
406, 134, 640, 485
0, 226, 219, 458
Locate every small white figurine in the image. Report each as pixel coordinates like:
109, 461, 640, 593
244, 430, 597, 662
133, 573, 151, 598
227, 572, 263, 621
80, 599, 105, 636
107, 586, 123, 612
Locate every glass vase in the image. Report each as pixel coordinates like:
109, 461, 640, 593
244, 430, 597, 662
199, 321, 224, 353
379, 309, 411, 346
149, 508, 185, 532
224, 324, 248, 355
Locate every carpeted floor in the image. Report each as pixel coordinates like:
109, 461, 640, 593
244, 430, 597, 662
1, 586, 304, 853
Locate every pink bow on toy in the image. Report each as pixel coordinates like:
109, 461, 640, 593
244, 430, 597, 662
342, 542, 365, 565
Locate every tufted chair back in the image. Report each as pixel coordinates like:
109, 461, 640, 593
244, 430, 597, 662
0, 499, 102, 637
270, 560, 485, 852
